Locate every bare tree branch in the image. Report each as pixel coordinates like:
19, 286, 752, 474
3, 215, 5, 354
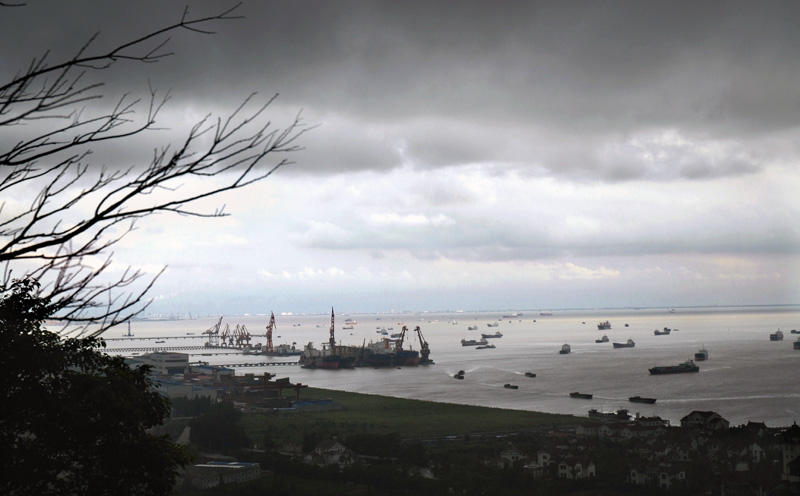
1, 3, 310, 336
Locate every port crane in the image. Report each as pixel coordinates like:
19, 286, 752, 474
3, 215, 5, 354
203, 316, 223, 347
395, 325, 409, 351
265, 312, 276, 353
329, 307, 336, 351
414, 325, 432, 364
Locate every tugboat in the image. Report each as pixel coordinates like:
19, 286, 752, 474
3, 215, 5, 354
649, 359, 700, 375
613, 338, 635, 348
597, 321, 611, 330
570, 392, 593, 399
770, 330, 784, 341
559, 343, 571, 354
595, 334, 609, 343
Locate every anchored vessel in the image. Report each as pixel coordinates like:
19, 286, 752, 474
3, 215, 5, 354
649, 359, 700, 375
462, 338, 489, 347
629, 396, 657, 404
770, 330, 784, 341
597, 321, 611, 330
694, 347, 709, 361
595, 334, 609, 343
654, 327, 671, 335
613, 338, 635, 348
481, 331, 503, 339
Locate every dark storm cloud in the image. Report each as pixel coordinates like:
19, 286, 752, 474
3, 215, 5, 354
3, 1, 800, 181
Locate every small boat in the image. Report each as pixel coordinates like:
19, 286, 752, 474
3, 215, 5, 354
694, 347, 709, 361
794, 337, 800, 350
462, 338, 489, 346
654, 327, 671, 335
524, 372, 536, 378
570, 392, 593, 399
629, 396, 657, 404
770, 330, 784, 341
481, 331, 503, 339
186, 332, 195, 335
597, 321, 611, 330
454, 370, 465, 379
559, 343, 571, 354
476, 344, 496, 349
595, 334, 609, 343
613, 338, 635, 348
624, 323, 629, 327
504, 384, 519, 389
467, 326, 478, 330
487, 322, 499, 328
790, 329, 798, 334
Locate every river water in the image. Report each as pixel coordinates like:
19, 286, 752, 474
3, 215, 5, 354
102, 306, 800, 428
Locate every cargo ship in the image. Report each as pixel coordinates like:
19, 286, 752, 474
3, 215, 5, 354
570, 392, 592, 399
648, 359, 699, 375
770, 330, 784, 341
613, 338, 635, 348
595, 334, 609, 343
597, 321, 611, 330
629, 396, 657, 404
654, 327, 671, 335
559, 343, 571, 354
694, 347, 709, 361
462, 338, 489, 347
481, 331, 503, 339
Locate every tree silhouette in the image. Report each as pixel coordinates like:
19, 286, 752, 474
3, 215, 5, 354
0, 278, 192, 495
0, 4, 309, 336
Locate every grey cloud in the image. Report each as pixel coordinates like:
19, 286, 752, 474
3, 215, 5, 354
4, 1, 800, 183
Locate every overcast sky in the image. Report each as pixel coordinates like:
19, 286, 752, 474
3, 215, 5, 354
3, 1, 799, 315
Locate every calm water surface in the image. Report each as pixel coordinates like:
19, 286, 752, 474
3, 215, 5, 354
102, 306, 800, 427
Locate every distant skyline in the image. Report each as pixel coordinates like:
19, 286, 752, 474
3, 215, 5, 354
3, 1, 799, 315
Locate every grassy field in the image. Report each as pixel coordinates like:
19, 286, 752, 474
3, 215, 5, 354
240, 387, 585, 445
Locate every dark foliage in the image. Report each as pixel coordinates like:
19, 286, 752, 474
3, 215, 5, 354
189, 400, 250, 452
171, 395, 215, 418
0, 279, 191, 496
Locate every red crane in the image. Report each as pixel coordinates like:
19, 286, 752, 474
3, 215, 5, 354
265, 312, 276, 353
329, 307, 336, 350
